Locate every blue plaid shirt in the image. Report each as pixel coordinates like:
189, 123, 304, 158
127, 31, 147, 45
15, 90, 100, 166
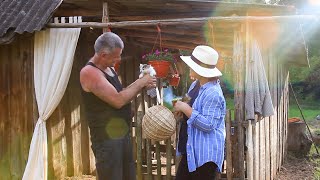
178, 80, 226, 172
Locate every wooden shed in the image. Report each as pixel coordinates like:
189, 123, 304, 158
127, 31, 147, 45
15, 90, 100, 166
0, 0, 310, 180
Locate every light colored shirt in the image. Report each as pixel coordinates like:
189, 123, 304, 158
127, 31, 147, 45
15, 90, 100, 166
183, 80, 226, 172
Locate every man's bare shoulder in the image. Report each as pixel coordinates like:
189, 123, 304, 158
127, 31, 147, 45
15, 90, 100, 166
80, 65, 103, 92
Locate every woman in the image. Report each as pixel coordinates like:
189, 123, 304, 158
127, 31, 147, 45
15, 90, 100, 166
174, 45, 226, 180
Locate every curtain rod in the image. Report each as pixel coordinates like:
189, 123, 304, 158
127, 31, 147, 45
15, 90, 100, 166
46, 15, 319, 28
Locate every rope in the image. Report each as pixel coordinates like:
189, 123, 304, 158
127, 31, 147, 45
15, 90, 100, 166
151, 24, 162, 54
289, 82, 319, 154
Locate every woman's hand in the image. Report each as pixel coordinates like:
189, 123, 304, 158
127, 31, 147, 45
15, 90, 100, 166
173, 111, 184, 120
173, 101, 193, 118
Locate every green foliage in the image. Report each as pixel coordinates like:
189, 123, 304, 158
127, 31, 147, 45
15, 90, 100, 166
142, 49, 174, 62
290, 56, 320, 100
289, 56, 318, 82
179, 49, 192, 56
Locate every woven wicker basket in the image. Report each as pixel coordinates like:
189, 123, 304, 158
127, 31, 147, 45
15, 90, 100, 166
142, 105, 176, 141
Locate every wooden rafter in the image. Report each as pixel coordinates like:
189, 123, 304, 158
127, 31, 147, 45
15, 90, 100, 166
47, 15, 318, 29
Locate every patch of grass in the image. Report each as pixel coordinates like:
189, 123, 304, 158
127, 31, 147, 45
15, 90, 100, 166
289, 103, 320, 122
308, 145, 320, 179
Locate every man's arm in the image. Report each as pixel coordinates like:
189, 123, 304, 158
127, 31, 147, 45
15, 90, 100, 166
80, 66, 155, 109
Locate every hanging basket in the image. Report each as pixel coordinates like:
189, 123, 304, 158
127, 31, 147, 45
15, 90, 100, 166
142, 105, 176, 141
148, 60, 171, 78
168, 74, 180, 87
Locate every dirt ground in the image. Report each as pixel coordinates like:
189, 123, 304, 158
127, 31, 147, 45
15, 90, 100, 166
63, 152, 319, 180
275, 152, 317, 180
64, 175, 96, 180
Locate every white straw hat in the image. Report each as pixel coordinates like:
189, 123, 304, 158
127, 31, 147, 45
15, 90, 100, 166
180, 45, 222, 78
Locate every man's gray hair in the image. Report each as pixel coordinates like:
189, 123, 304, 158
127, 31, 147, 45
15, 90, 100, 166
94, 32, 124, 54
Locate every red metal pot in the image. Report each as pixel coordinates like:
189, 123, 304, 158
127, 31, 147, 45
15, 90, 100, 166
148, 60, 171, 78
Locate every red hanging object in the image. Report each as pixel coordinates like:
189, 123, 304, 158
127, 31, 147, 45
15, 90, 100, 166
168, 63, 180, 87
148, 24, 171, 78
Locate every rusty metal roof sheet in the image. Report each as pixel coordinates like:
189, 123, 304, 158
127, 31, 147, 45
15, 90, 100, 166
0, 0, 62, 37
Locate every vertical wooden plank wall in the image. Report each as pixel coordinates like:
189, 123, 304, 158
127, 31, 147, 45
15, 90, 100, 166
0, 42, 11, 180
270, 50, 278, 179
225, 110, 233, 180
242, 25, 290, 180
263, 47, 271, 180
253, 119, 260, 180
0, 35, 35, 180
283, 71, 289, 162
233, 27, 245, 180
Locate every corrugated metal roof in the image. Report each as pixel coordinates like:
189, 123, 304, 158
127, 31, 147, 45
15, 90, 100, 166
0, 0, 62, 37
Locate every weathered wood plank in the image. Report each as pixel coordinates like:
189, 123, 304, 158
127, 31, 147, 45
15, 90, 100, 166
252, 120, 259, 180
262, 48, 271, 180
146, 93, 153, 180
47, 15, 317, 29
9, 39, 25, 180
284, 72, 289, 160
102, 2, 110, 33
0, 42, 11, 180
245, 119, 253, 180
265, 117, 271, 180
233, 28, 245, 179
146, 139, 152, 180
277, 63, 281, 172
279, 66, 284, 169
270, 52, 278, 179
166, 138, 172, 179
275, 63, 279, 173
226, 110, 234, 180
156, 141, 161, 180
136, 97, 144, 180
259, 119, 266, 180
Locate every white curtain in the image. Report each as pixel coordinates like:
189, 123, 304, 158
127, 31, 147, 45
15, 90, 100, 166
22, 25, 81, 180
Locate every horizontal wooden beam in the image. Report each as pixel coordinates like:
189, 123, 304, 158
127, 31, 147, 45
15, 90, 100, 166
133, 38, 197, 50
117, 25, 236, 36
47, 15, 318, 29
55, 0, 294, 17
120, 30, 233, 47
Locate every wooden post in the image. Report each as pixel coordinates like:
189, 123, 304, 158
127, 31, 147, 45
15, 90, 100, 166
246, 119, 253, 180
269, 51, 277, 179
233, 26, 245, 179
265, 117, 271, 180
166, 138, 172, 180
226, 110, 233, 180
260, 118, 266, 180
277, 59, 281, 172
263, 47, 271, 180
136, 92, 145, 180
156, 141, 161, 180
102, 2, 109, 33
146, 94, 153, 180
146, 138, 152, 180
253, 120, 259, 180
